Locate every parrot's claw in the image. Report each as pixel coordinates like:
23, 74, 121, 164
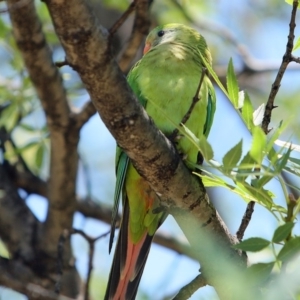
167, 131, 184, 145
181, 154, 188, 161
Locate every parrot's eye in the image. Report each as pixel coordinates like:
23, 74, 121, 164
157, 30, 165, 37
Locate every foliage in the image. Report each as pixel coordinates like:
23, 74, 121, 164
0, 0, 300, 299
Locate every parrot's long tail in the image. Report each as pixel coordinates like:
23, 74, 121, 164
104, 200, 154, 300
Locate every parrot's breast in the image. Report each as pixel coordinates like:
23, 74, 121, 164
135, 44, 209, 166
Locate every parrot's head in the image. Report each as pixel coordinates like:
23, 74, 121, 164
143, 23, 212, 65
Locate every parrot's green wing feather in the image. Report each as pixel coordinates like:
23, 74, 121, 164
109, 62, 148, 253
203, 79, 216, 137
109, 149, 129, 252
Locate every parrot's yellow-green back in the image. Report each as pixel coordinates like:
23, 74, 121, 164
105, 23, 216, 300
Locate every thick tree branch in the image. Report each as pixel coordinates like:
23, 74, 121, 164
0, 165, 40, 262
7, 0, 80, 296
45, 0, 248, 298
7, 0, 69, 128
0, 257, 75, 300
4, 159, 197, 259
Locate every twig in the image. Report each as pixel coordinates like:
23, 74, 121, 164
56, 228, 110, 300
169, 68, 207, 141
171, 274, 207, 300
237, 1, 299, 240
0, 0, 31, 14
73, 100, 96, 129
291, 54, 300, 63
118, 0, 151, 72
261, 0, 299, 134
109, 1, 136, 36
55, 59, 69, 68
236, 201, 255, 241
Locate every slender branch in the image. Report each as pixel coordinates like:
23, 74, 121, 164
56, 229, 110, 300
236, 201, 255, 241
171, 274, 207, 300
237, 1, 299, 240
262, 0, 299, 134
109, 1, 136, 36
7, 0, 70, 128
73, 100, 96, 129
55, 59, 69, 68
0, 0, 31, 14
169, 68, 207, 142
118, 0, 151, 72
0, 257, 74, 300
291, 54, 300, 63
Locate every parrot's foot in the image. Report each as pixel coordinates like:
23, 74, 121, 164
166, 131, 187, 160
167, 130, 184, 145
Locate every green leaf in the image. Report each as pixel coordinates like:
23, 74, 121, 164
245, 262, 275, 286
222, 139, 243, 171
250, 126, 266, 164
240, 182, 273, 207
277, 236, 300, 262
198, 135, 214, 161
17, 141, 39, 153
198, 51, 230, 99
236, 151, 257, 180
241, 92, 254, 131
181, 124, 213, 161
226, 58, 239, 108
0, 239, 10, 259
255, 175, 273, 188
272, 223, 294, 243
233, 237, 270, 252
293, 36, 300, 51
275, 146, 293, 173
35, 144, 44, 169
20, 123, 37, 132
253, 103, 265, 126
266, 121, 288, 156
288, 157, 300, 164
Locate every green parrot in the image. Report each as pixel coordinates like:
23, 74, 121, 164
105, 23, 216, 300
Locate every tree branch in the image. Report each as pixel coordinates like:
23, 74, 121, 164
262, 0, 299, 134
7, 0, 80, 296
73, 100, 96, 129
118, 0, 151, 72
45, 0, 248, 298
2, 158, 198, 261
171, 274, 207, 300
0, 164, 39, 262
0, 257, 75, 300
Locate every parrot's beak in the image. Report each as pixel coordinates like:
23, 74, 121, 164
143, 42, 151, 55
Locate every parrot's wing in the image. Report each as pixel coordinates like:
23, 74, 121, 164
203, 78, 216, 137
109, 148, 129, 253
109, 61, 148, 253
